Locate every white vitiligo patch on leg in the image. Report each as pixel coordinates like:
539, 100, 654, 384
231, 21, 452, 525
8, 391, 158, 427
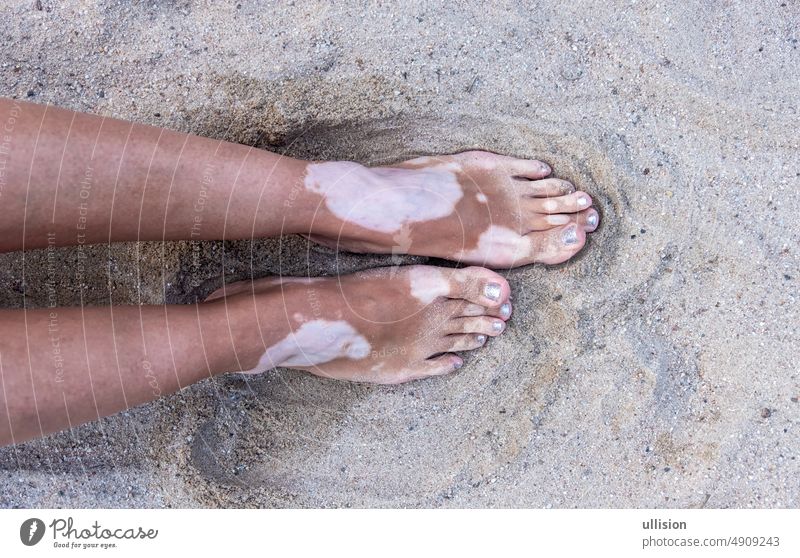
304, 161, 464, 233
241, 319, 370, 373
408, 266, 451, 304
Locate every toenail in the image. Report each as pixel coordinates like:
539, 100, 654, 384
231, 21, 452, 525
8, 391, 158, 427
453, 360, 463, 370
500, 302, 511, 318
492, 320, 504, 332
587, 213, 598, 227
540, 162, 551, 174
476, 334, 487, 345
562, 225, 578, 245
484, 282, 502, 301
577, 196, 589, 207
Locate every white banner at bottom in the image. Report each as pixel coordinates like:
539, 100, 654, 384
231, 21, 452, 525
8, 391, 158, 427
1, 509, 797, 557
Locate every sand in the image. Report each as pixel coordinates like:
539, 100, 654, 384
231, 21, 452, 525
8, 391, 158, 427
0, 0, 798, 508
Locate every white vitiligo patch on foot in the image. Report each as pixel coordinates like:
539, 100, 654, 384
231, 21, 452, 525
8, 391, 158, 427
476, 192, 488, 204
408, 266, 451, 304
456, 225, 532, 266
304, 161, 464, 234
242, 319, 370, 373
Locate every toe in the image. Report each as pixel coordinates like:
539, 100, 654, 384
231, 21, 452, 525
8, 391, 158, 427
395, 354, 463, 383
449, 316, 506, 336
528, 191, 593, 214
526, 223, 587, 264
448, 266, 511, 307
453, 300, 512, 320
517, 177, 575, 197
503, 158, 552, 179
455, 151, 551, 179
439, 333, 488, 353
488, 301, 513, 320
450, 302, 488, 317
525, 206, 600, 233
579, 208, 600, 231
524, 209, 575, 231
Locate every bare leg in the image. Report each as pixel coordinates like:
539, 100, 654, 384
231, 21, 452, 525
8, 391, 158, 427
0, 265, 512, 446
0, 99, 597, 445
0, 304, 227, 446
0, 97, 312, 252
0, 98, 598, 264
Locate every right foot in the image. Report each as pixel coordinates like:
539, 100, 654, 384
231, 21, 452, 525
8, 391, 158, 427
205, 265, 513, 384
299, 150, 600, 268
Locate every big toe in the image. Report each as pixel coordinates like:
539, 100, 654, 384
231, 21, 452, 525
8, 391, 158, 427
447, 266, 511, 307
527, 223, 587, 264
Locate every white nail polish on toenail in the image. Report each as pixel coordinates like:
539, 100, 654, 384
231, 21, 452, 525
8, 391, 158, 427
453, 360, 463, 370
562, 226, 578, 245
484, 282, 502, 301
587, 213, 598, 227
500, 302, 511, 318
476, 334, 487, 344
577, 197, 588, 207
492, 320, 504, 332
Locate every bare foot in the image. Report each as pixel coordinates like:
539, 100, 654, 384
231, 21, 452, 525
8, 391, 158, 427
206, 265, 512, 384
302, 150, 599, 268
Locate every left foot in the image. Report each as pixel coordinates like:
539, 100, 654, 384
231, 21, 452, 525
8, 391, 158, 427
205, 265, 513, 384
301, 150, 599, 268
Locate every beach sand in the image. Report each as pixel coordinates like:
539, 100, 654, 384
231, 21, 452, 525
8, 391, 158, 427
0, 0, 797, 507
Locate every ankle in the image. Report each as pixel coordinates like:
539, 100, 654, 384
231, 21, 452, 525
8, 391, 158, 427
199, 291, 285, 375
301, 160, 368, 232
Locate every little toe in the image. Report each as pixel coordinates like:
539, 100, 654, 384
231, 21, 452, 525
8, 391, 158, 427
503, 158, 552, 180
396, 354, 463, 383
528, 191, 593, 214
457, 151, 552, 179
526, 223, 587, 264
448, 266, 511, 307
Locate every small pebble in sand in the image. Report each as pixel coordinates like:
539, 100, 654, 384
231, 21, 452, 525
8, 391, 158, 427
760, 407, 772, 419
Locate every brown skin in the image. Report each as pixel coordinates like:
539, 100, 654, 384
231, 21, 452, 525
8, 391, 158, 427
306, 151, 600, 267
0, 98, 594, 446
0, 97, 314, 251
206, 266, 512, 384
0, 265, 512, 445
